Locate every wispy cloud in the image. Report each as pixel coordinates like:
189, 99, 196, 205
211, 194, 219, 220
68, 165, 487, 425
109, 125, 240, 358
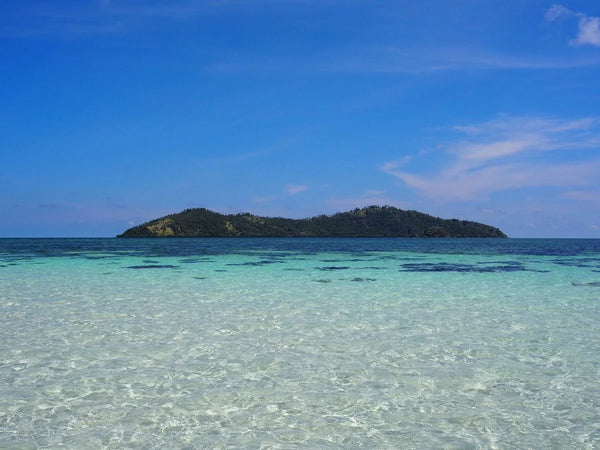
0, 2, 125, 38
0, 1, 232, 38
0, 0, 338, 38
546, 4, 600, 47
545, 4, 574, 22
251, 196, 276, 204
204, 44, 600, 77
381, 116, 600, 201
5, 200, 158, 224
103, 0, 229, 19
204, 5, 600, 74
561, 189, 600, 203
285, 184, 309, 195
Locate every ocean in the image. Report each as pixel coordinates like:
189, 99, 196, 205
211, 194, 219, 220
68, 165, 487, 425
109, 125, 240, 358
1, 238, 599, 448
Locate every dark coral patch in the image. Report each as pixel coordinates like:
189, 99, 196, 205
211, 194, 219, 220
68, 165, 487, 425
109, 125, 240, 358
552, 257, 600, 269
179, 258, 213, 263
225, 260, 283, 266
399, 261, 531, 273
125, 264, 179, 269
571, 281, 600, 287
320, 258, 370, 263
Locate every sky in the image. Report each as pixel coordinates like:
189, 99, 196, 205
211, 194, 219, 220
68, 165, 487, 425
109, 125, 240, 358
1, 0, 600, 237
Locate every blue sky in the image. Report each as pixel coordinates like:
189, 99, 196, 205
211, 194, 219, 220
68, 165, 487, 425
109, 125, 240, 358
1, 1, 599, 237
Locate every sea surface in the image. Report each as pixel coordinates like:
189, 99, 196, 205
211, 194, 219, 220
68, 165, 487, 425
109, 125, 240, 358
1, 238, 599, 448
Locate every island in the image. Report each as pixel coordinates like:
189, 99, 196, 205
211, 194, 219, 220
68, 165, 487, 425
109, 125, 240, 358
117, 206, 507, 238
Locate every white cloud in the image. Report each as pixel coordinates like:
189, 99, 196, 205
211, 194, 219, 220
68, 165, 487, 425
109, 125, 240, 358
546, 4, 600, 47
575, 16, 600, 46
545, 4, 574, 22
285, 184, 309, 195
381, 116, 600, 201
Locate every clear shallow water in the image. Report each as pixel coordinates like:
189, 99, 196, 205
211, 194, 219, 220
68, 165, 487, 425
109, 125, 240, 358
1, 238, 599, 448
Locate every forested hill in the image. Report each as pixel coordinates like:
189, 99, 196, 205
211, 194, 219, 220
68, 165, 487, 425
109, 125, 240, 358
117, 206, 507, 238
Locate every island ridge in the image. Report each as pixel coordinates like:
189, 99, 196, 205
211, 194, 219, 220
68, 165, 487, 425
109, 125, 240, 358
118, 206, 507, 238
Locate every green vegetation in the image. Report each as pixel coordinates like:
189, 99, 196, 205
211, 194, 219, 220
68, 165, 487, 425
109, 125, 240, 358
118, 206, 507, 238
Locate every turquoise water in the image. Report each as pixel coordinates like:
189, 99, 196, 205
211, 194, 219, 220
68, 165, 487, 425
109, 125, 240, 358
1, 238, 599, 448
